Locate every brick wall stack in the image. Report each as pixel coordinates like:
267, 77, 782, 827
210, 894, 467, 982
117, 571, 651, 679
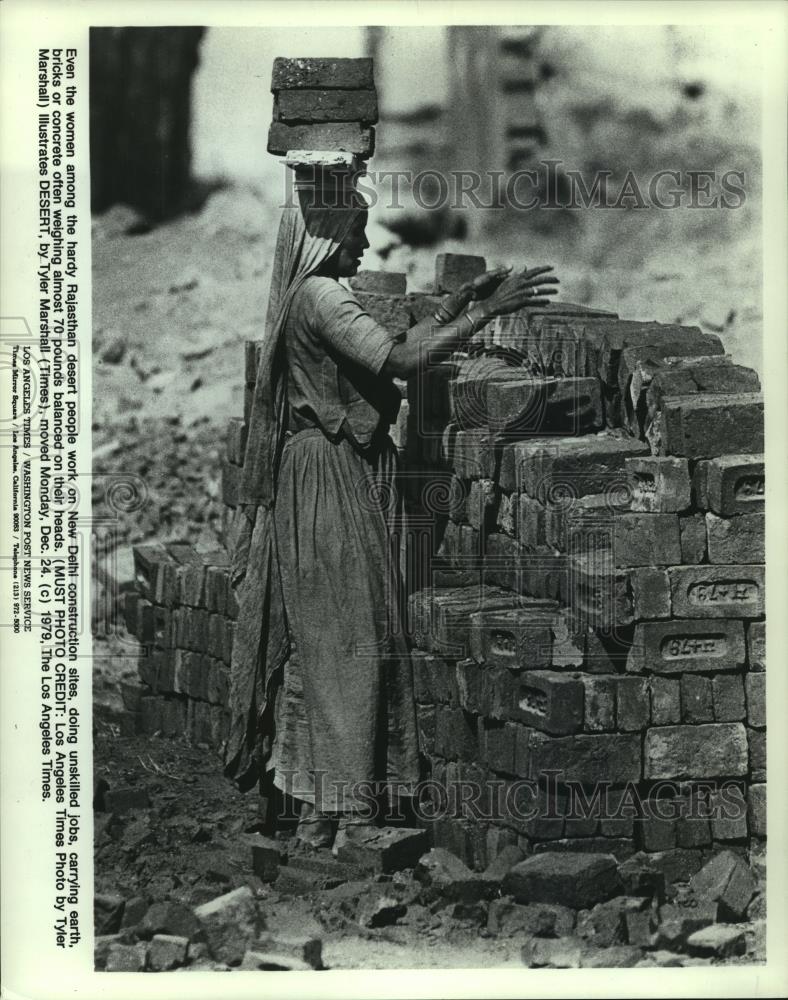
125, 254, 765, 879
123, 543, 237, 749
404, 253, 765, 872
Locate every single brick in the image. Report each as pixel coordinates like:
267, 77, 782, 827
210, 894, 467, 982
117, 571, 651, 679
416, 704, 437, 755
680, 674, 714, 723
334, 826, 428, 874
706, 512, 765, 564
709, 786, 748, 840
478, 719, 518, 774
466, 478, 498, 532
517, 494, 549, 548
222, 459, 242, 508
444, 426, 497, 479
499, 433, 648, 498
194, 886, 261, 964
569, 556, 670, 628
435, 706, 479, 762
411, 651, 457, 705
434, 253, 486, 293
599, 323, 719, 386
615, 676, 649, 731
678, 513, 707, 563
244, 339, 262, 384
638, 353, 759, 410
746, 621, 765, 671
242, 833, 282, 883
276, 88, 378, 123
178, 563, 208, 609
225, 418, 247, 467
672, 789, 713, 848
614, 513, 681, 567
626, 456, 691, 513
132, 543, 169, 601
693, 453, 764, 515
748, 726, 765, 780
205, 660, 230, 706
649, 676, 681, 725
206, 614, 225, 660
148, 934, 189, 971
582, 676, 617, 731
627, 619, 745, 674
516, 671, 585, 735
450, 365, 542, 431
468, 604, 556, 670
267, 121, 375, 157
271, 56, 374, 91
745, 672, 765, 728
639, 810, 676, 852
454, 659, 485, 714
487, 377, 604, 437
204, 566, 229, 616
711, 675, 746, 722
668, 564, 765, 619
748, 784, 766, 838
502, 852, 622, 910
647, 392, 764, 458
516, 730, 642, 783
173, 649, 202, 698
686, 925, 746, 958
644, 723, 748, 779
348, 270, 406, 295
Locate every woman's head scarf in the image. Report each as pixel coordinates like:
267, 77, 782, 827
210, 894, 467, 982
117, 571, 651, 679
239, 181, 369, 510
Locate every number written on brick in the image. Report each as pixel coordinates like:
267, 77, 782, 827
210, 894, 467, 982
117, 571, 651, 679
734, 475, 764, 500
661, 635, 726, 659
688, 580, 758, 604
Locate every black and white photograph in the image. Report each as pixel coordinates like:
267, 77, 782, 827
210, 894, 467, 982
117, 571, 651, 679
2, 3, 787, 996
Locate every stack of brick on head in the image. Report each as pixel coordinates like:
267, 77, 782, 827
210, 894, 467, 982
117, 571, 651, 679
268, 56, 378, 167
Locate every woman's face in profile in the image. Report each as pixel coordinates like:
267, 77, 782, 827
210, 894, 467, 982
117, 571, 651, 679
335, 211, 370, 277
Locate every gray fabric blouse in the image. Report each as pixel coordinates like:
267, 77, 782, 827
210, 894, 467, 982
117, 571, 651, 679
284, 275, 404, 446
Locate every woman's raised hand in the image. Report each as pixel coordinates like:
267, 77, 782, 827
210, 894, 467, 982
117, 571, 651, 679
483, 265, 559, 316
459, 265, 513, 301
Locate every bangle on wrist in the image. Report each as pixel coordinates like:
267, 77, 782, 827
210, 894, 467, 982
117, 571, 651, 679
465, 306, 479, 329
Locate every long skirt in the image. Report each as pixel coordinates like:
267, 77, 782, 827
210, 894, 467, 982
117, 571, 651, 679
270, 427, 420, 813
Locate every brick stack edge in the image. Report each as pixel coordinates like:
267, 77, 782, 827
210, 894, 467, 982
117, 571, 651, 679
126, 253, 765, 875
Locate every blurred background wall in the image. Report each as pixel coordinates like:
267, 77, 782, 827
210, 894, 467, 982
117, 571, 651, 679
90, 24, 763, 372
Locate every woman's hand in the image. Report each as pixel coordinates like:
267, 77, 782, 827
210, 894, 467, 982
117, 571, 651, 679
483, 265, 559, 317
459, 265, 513, 302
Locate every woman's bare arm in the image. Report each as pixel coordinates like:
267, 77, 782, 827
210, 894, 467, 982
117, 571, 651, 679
382, 266, 559, 379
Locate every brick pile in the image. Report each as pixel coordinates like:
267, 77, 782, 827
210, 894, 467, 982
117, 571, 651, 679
123, 542, 236, 748
125, 253, 765, 879
402, 253, 766, 873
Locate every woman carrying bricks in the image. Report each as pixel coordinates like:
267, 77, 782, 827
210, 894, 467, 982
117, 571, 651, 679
225, 175, 558, 848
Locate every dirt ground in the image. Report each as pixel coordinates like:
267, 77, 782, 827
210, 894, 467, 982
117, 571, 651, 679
91, 183, 765, 971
